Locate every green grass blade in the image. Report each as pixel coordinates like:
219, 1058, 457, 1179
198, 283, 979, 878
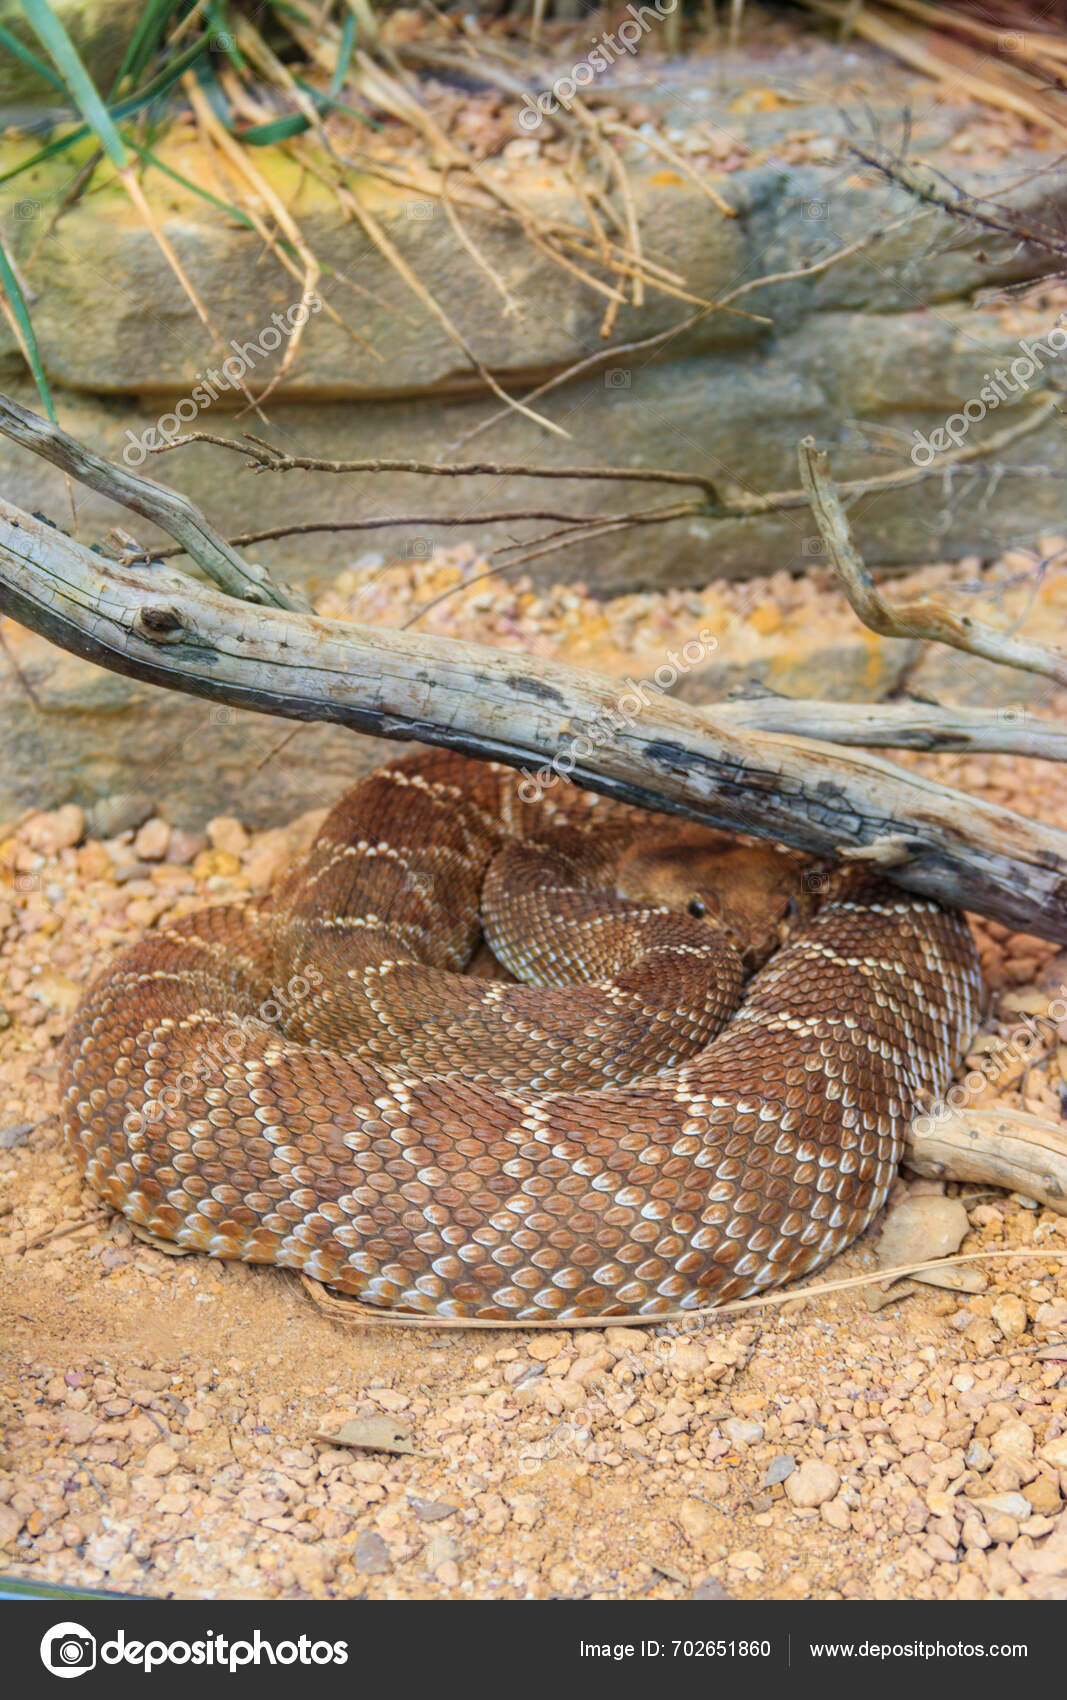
0, 234, 56, 423
331, 9, 357, 96
129, 141, 349, 290
21, 0, 129, 170
237, 111, 312, 145
293, 76, 380, 129
206, 0, 245, 72
109, 0, 183, 96
0, 21, 68, 94
0, 127, 90, 188
0, 1573, 145, 1600
0, 32, 209, 192
110, 32, 211, 118
128, 140, 260, 229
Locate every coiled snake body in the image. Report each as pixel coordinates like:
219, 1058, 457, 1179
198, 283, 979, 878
60, 750, 982, 1319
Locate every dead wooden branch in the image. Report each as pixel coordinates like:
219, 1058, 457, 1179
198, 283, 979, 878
798, 436, 1067, 689
714, 698, 1067, 762
0, 394, 306, 613
906, 1108, 1067, 1215
4, 494, 1067, 940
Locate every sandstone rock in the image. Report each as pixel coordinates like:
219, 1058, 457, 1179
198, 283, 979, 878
526, 1335, 565, 1362
1025, 1476, 1063, 1517
878, 1195, 970, 1271
133, 818, 171, 862
722, 1417, 763, 1446
991, 1294, 1029, 1338
508, 1495, 540, 1529
193, 849, 241, 881
990, 1421, 1036, 1461
87, 793, 157, 840
785, 1460, 841, 1509
353, 1530, 391, 1575
676, 1496, 716, 1550
0, 1504, 23, 1546
21, 804, 85, 855
207, 816, 250, 858
142, 1443, 179, 1477
1009, 1517, 1067, 1580
1040, 1437, 1067, 1471
668, 1341, 707, 1377
821, 1497, 851, 1532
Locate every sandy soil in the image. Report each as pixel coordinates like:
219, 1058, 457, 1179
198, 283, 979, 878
3, 556, 1067, 1601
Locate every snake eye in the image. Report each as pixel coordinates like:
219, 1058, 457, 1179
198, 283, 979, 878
688, 898, 706, 918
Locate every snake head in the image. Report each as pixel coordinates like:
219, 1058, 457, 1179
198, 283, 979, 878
616, 828, 817, 973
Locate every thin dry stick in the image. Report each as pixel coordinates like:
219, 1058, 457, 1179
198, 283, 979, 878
159, 430, 723, 497
158, 364, 1056, 531
19, 1212, 110, 1254
333, 49, 713, 315
602, 120, 737, 218
850, 142, 1067, 270
445, 211, 917, 453
564, 147, 614, 271
333, 177, 568, 438
297, 1248, 1067, 1330
415, 501, 696, 594
183, 77, 323, 407
572, 100, 645, 308
871, 0, 1067, 61
346, 48, 622, 287
795, 0, 1067, 141
189, 92, 381, 361
798, 435, 1067, 688
192, 509, 617, 544
438, 167, 525, 318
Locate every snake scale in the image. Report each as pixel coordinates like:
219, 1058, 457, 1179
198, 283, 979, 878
60, 748, 982, 1319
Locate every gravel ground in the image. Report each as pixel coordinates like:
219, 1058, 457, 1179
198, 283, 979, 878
3, 555, 1067, 1601
312, 539, 1067, 680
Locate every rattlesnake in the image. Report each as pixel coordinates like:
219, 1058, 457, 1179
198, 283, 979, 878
60, 748, 982, 1319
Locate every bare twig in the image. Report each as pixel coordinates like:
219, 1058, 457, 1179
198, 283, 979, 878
155, 390, 1058, 538
850, 141, 1067, 270
446, 211, 918, 455
0, 394, 306, 612
155, 431, 725, 498
799, 435, 1067, 688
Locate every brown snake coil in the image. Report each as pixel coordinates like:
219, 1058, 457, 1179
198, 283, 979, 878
60, 749, 982, 1320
